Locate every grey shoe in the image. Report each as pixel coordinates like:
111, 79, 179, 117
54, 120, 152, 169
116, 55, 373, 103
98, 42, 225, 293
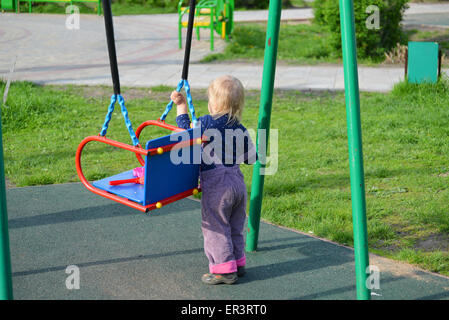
201, 272, 238, 285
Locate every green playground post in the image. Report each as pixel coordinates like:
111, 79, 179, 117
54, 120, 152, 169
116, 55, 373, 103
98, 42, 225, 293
245, 0, 281, 252
339, 0, 370, 300
0, 104, 13, 300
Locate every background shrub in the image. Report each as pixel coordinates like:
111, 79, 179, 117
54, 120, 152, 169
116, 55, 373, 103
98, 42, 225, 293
313, 0, 410, 60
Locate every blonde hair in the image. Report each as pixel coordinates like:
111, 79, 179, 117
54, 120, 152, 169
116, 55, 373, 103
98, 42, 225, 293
207, 75, 245, 124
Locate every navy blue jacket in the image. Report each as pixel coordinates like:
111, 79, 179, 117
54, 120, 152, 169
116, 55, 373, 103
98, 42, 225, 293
176, 113, 256, 171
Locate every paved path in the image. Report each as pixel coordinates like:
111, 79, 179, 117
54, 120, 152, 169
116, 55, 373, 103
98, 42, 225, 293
0, 4, 448, 92
7, 183, 449, 300
405, 3, 449, 15
403, 3, 449, 28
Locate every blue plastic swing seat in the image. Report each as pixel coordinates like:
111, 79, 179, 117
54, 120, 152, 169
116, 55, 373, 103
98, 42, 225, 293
92, 128, 200, 206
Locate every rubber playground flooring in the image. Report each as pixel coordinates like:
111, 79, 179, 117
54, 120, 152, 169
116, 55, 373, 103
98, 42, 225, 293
6, 183, 449, 300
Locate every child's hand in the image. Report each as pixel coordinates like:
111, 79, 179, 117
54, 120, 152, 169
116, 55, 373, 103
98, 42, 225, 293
172, 91, 189, 116
171, 91, 186, 106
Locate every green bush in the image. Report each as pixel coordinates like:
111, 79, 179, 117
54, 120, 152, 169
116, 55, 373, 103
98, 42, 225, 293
313, 0, 409, 60
311, 0, 326, 25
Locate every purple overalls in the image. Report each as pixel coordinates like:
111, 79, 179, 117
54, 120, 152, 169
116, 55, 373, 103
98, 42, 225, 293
200, 164, 247, 274
177, 113, 255, 274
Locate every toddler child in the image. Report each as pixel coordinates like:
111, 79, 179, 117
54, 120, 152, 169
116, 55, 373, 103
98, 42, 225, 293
171, 75, 256, 285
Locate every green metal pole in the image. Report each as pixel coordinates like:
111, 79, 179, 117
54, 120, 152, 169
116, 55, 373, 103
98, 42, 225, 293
245, 0, 281, 252
0, 104, 13, 300
339, 0, 370, 300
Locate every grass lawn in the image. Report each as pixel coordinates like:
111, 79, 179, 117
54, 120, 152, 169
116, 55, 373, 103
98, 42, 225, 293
2, 79, 449, 276
202, 22, 449, 66
14, 2, 178, 15
407, 27, 449, 66
202, 22, 341, 65
16, 1, 309, 15
289, 0, 310, 8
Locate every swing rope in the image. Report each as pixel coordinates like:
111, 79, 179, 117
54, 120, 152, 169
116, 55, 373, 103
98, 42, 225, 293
99, 0, 140, 146
100, 94, 140, 146
160, 0, 199, 127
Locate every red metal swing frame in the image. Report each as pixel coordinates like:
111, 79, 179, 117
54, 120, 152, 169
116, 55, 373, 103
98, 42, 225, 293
75, 119, 201, 213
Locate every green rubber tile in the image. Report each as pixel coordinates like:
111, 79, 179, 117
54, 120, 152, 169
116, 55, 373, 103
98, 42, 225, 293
6, 183, 449, 300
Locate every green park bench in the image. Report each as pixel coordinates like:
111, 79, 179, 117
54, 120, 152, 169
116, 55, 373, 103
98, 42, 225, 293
178, 0, 234, 51
406, 41, 442, 84
1, 0, 15, 11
